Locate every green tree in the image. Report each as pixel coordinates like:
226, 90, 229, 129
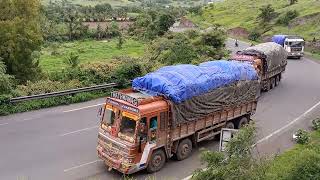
94, 3, 112, 14
193, 29, 227, 60
146, 33, 198, 66
257, 4, 277, 24
117, 33, 125, 49
289, 0, 298, 5
130, 10, 175, 40
63, 3, 85, 40
155, 13, 175, 36
276, 10, 299, 25
0, 60, 14, 94
106, 21, 120, 38
96, 23, 104, 40
0, 0, 43, 83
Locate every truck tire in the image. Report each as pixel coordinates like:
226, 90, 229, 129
265, 80, 270, 92
147, 149, 166, 173
275, 75, 280, 87
225, 122, 235, 129
270, 78, 275, 89
236, 117, 248, 129
176, 138, 193, 161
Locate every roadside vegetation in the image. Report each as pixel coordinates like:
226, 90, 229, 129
0, 0, 227, 115
192, 120, 320, 180
42, 0, 205, 7
40, 39, 145, 72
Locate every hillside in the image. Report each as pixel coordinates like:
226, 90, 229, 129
189, 0, 320, 41
42, 0, 204, 7
42, 0, 136, 6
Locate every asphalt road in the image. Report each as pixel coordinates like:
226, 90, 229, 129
1, 39, 320, 180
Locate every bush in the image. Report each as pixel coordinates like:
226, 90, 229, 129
248, 30, 261, 41
295, 129, 310, 144
277, 10, 299, 25
312, 118, 320, 130
288, 149, 320, 180
17, 80, 82, 96
78, 62, 116, 85
64, 52, 80, 68
113, 57, 145, 87
0, 61, 15, 94
192, 123, 267, 180
146, 33, 198, 66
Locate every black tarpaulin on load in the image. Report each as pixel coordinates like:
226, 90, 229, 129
240, 42, 287, 72
170, 80, 260, 127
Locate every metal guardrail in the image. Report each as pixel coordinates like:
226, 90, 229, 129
10, 83, 118, 103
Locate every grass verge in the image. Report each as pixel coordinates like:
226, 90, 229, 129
40, 39, 145, 73
265, 130, 320, 179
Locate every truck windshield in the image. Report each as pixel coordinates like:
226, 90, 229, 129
119, 115, 137, 143
289, 42, 304, 47
120, 116, 136, 136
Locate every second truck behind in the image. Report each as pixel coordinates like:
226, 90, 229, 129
231, 42, 288, 91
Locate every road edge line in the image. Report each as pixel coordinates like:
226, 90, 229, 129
63, 103, 104, 113
63, 159, 103, 172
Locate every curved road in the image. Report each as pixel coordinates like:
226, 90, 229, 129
1, 39, 320, 180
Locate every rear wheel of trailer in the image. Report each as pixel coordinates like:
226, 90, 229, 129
176, 138, 193, 161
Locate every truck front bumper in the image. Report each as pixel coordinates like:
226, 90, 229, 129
97, 145, 140, 174
288, 52, 303, 57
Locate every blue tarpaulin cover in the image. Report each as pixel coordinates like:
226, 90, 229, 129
132, 60, 258, 104
272, 35, 287, 46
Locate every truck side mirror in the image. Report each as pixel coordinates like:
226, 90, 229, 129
97, 107, 103, 119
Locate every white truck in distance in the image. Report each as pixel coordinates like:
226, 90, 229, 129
272, 35, 305, 59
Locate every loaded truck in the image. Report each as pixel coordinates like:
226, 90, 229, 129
231, 42, 288, 91
272, 35, 305, 59
97, 60, 260, 174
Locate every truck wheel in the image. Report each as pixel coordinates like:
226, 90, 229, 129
225, 122, 235, 129
176, 138, 193, 161
275, 75, 280, 86
270, 78, 275, 89
265, 80, 270, 92
147, 149, 166, 173
236, 117, 248, 129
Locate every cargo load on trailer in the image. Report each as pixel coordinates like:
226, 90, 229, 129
97, 60, 260, 175
231, 42, 287, 91
133, 60, 260, 126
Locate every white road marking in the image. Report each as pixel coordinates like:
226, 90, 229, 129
63, 159, 103, 172
17, 118, 37, 122
0, 122, 9, 126
255, 100, 320, 145
63, 103, 105, 113
59, 126, 99, 137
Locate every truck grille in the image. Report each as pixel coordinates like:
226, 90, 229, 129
291, 47, 302, 52
98, 134, 129, 154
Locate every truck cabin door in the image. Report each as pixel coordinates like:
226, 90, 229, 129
148, 112, 168, 146
149, 115, 158, 144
